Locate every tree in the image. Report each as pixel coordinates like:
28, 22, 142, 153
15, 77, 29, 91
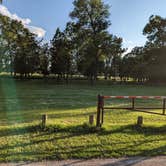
70, 0, 112, 84
144, 47, 166, 82
143, 15, 166, 83
143, 15, 166, 48
13, 34, 40, 77
0, 14, 40, 77
0, 14, 16, 74
39, 43, 50, 77
0, 35, 8, 72
120, 47, 147, 82
50, 28, 73, 83
102, 34, 124, 80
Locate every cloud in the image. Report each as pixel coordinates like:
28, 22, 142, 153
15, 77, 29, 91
123, 39, 135, 45
124, 46, 135, 55
122, 39, 134, 55
0, 5, 31, 24
122, 39, 146, 57
122, 39, 142, 56
27, 25, 46, 38
0, 5, 46, 37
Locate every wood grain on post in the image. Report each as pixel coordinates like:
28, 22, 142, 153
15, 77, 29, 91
163, 99, 165, 115
96, 94, 101, 127
89, 115, 94, 125
132, 98, 135, 109
42, 114, 47, 128
137, 116, 143, 126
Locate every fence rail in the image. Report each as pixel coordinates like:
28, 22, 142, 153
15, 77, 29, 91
96, 95, 166, 127
103, 96, 166, 99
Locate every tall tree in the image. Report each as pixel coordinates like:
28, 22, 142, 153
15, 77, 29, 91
119, 47, 147, 82
144, 47, 166, 82
50, 28, 73, 83
39, 43, 50, 77
0, 35, 8, 72
13, 33, 40, 77
143, 15, 166, 48
143, 15, 166, 82
70, 0, 111, 83
0, 14, 40, 77
102, 34, 124, 80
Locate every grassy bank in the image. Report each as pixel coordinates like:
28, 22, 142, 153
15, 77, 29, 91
0, 79, 165, 161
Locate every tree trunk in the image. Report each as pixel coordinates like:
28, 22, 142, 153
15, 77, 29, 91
104, 72, 108, 80
90, 75, 94, 86
66, 74, 69, 84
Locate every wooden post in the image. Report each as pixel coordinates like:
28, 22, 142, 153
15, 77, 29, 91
101, 108, 104, 125
96, 94, 101, 127
137, 116, 143, 126
163, 99, 165, 115
42, 114, 47, 128
101, 97, 104, 124
89, 115, 94, 125
132, 98, 135, 109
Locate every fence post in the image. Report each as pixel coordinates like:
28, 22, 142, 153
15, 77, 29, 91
101, 96, 104, 125
132, 98, 135, 110
96, 94, 102, 128
163, 99, 165, 115
137, 116, 143, 126
41, 114, 47, 128
89, 115, 94, 125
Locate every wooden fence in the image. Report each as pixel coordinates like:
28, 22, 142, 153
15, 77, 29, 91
96, 95, 166, 127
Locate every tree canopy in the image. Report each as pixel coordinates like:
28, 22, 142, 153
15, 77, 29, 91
65, 0, 123, 83
0, 1, 166, 84
0, 14, 42, 77
143, 15, 166, 48
119, 15, 166, 83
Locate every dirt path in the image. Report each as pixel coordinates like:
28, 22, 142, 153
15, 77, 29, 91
1, 156, 166, 166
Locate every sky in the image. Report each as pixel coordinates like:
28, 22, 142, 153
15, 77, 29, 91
1, 0, 166, 52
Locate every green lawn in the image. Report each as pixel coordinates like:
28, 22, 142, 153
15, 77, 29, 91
0, 79, 165, 162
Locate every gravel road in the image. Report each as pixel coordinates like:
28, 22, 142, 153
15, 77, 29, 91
1, 156, 166, 166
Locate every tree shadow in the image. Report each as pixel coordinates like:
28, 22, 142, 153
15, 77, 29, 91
0, 124, 100, 160
0, 123, 99, 138
99, 124, 166, 136
0, 124, 165, 162
0, 125, 42, 137
0, 123, 165, 139
0, 106, 97, 125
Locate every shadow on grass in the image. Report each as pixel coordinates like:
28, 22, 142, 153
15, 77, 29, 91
0, 111, 97, 125
0, 125, 42, 137
100, 124, 166, 136
0, 124, 165, 161
0, 124, 100, 157
0, 123, 165, 138
0, 123, 99, 138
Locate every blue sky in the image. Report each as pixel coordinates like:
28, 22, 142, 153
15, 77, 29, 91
2, 0, 166, 51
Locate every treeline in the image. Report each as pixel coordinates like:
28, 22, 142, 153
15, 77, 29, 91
0, 0, 124, 84
0, 0, 166, 84
120, 15, 166, 83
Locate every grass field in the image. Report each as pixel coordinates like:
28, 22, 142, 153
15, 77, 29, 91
0, 79, 165, 162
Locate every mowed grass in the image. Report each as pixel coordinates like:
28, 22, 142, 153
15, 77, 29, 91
0, 79, 165, 162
